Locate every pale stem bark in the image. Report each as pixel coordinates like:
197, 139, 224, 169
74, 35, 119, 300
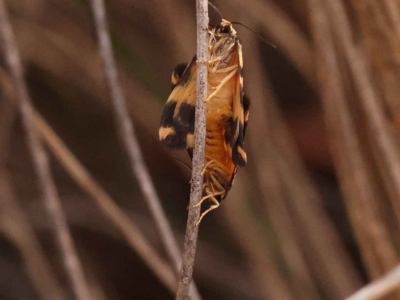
89, 1, 201, 298
175, 0, 208, 299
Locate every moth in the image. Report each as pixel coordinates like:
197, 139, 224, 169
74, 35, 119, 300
159, 19, 250, 224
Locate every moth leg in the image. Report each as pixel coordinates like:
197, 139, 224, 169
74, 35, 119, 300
196, 195, 221, 226
209, 174, 225, 194
206, 67, 238, 101
201, 159, 215, 176
193, 192, 215, 207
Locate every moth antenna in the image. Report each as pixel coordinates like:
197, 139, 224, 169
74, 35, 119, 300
231, 21, 277, 49
208, 2, 223, 20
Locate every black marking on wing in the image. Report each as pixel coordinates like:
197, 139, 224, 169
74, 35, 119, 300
187, 148, 193, 160
161, 134, 187, 149
171, 63, 188, 89
160, 101, 176, 128
243, 94, 250, 138
176, 56, 196, 87
224, 94, 250, 167
160, 101, 195, 149
224, 117, 238, 147
231, 122, 246, 167
177, 102, 195, 135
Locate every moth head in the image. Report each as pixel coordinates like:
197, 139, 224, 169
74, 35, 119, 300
214, 19, 237, 37
208, 19, 238, 70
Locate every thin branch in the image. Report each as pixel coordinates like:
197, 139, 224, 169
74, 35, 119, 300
176, 0, 208, 299
33, 112, 177, 293
89, 1, 201, 298
345, 264, 400, 300
0, 2, 91, 300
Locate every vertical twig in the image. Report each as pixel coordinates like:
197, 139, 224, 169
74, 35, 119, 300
0, 1, 91, 300
345, 264, 400, 300
176, 0, 208, 299
89, 2, 201, 299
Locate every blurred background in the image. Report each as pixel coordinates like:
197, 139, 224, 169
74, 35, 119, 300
1, 0, 400, 299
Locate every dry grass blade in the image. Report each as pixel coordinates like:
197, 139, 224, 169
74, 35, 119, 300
350, 0, 400, 124
0, 171, 66, 300
228, 0, 314, 87
345, 264, 400, 300
223, 181, 296, 300
242, 32, 361, 299
176, 0, 208, 299
0, 84, 65, 300
33, 112, 177, 293
325, 0, 400, 223
308, 0, 398, 280
272, 118, 362, 297
0, 1, 90, 300
384, 0, 400, 38
259, 69, 363, 296
89, 1, 201, 298
243, 34, 320, 300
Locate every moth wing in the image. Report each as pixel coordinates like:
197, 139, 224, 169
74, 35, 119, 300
229, 41, 249, 167
159, 57, 197, 149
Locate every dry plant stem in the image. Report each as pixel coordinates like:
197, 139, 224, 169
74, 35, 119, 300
148, 0, 194, 61
384, 0, 400, 38
34, 113, 177, 293
249, 38, 361, 295
345, 264, 400, 300
0, 91, 64, 300
325, 0, 400, 222
273, 141, 362, 297
261, 69, 361, 296
0, 2, 91, 300
228, 0, 314, 87
223, 181, 295, 300
308, 0, 398, 279
176, 0, 208, 299
244, 35, 319, 300
89, 1, 201, 298
0, 171, 66, 300
351, 0, 400, 137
